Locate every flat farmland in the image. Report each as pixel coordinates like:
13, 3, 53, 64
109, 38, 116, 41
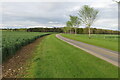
2, 32, 119, 78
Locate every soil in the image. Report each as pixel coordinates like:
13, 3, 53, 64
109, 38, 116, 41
2, 36, 45, 78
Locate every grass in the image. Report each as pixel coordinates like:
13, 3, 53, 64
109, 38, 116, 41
24, 34, 118, 78
61, 34, 118, 51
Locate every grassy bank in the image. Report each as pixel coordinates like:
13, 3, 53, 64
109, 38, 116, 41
61, 34, 118, 51
24, 34, 118, 78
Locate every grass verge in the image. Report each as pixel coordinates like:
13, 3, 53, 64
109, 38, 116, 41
24, 34, 118, 78
61, 34, 118, 51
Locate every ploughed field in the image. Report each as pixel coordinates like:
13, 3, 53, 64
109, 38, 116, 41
61, 34, 119, 51
2, 31, 49, 61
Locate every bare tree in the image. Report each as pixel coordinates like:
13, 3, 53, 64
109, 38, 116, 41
78, 5, 99, 38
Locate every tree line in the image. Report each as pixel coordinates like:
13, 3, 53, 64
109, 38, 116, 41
28, 27, 120, 34
27, 28, 119, 34
1, 27, 120, 34
27, 27, 63, 32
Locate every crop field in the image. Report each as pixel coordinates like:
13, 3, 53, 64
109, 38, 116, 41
61, 34, 119, 51
2, 31, 50, 61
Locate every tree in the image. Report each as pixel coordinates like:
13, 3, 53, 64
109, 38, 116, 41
78, 5, 99, 38
66, 21, 73, 34
62, 27, 66, 33
77, 28, 83, 34
69, 15, 81, 34
62, 26, 69, 33
76, 20, 81, 34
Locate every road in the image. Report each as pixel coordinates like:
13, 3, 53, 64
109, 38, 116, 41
56, 34, 119, 67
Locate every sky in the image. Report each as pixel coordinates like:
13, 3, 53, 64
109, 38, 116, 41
0, 0, 119, 30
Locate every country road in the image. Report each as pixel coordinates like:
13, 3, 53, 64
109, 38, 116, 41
56, 34, 119, 67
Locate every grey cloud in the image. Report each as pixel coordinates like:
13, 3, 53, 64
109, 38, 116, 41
1, 2, 118, 30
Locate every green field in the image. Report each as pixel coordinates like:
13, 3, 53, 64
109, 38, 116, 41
61, 34, 119, 51
2, 31, 49, 61
24, 34, 118, 78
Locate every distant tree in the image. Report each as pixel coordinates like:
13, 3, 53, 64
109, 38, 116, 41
77, 28, 83, 34
69, 15, 81, 34
66, 21, 73, 34
83, 27, 89, 34
62, 27, 69, 33
78, 5, 99, 38
92, 28, 97, 34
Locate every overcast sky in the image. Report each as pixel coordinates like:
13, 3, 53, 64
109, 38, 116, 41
0, 0, 119, 30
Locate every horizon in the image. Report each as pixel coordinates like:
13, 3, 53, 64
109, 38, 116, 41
1, 26, 119, 31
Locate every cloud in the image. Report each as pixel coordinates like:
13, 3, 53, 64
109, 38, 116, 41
0, 0, 113, 2
48, 21, 59, 24
1, 1, 118, 30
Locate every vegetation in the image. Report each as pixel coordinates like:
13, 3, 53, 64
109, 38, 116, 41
2, 31, 50, 62
78, 5, 99, 38
69, 15, 81, 34
63, 5, 99, 38
70, 28, 119, 34
66, 21, 73, 34
27, 27, 63, 32
24, 34, 118, 78
61, 34, 118, 51
62, 27, 69, 34
1, 27, 119, 34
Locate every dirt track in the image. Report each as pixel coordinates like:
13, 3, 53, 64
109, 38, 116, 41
2, 36, 45, 78
56, 34, 119, 67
